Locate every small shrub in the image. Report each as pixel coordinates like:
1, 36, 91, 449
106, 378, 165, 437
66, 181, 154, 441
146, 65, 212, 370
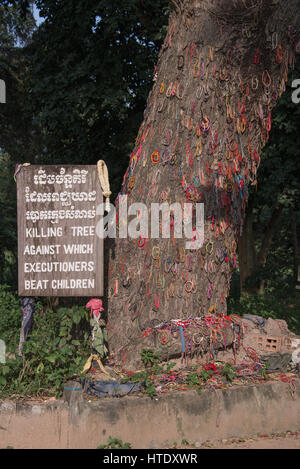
0, 287, 91, 398
221, 363, 236, 382
97, 437, 131, 449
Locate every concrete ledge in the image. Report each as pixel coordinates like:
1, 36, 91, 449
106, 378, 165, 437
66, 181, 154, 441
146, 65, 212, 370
0, 379, 300, 448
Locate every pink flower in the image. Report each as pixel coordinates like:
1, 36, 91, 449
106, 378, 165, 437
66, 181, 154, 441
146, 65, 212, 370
86, 298, 104, 318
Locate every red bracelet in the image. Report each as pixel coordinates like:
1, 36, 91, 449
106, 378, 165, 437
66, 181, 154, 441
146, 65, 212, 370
151, 150, 160, 164
276, 44, 283, 64
138, 236, 145, 248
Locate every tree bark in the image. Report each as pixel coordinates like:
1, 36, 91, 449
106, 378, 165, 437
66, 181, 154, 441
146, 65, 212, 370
105, 0, 300, 369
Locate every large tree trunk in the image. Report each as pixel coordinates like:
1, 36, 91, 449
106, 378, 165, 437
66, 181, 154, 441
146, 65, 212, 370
105, 0, 299, 370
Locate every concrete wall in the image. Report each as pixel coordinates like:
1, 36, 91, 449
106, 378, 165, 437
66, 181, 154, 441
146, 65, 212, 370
0, 379, 300, 449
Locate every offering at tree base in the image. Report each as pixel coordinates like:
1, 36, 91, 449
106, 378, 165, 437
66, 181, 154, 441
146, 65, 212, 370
16, 164, 104, 297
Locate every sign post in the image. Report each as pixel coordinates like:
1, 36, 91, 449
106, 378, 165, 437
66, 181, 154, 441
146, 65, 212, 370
16, 165, 103, 297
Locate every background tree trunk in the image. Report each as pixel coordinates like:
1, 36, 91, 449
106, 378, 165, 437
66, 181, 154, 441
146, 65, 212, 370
290, 208, 300, 289
239, 204, 283, 294
105, 0, 299, 369
256, 204, 283, 294
238, 205, 257, 292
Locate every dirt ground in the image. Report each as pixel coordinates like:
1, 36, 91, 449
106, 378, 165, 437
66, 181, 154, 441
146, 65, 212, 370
179, 431, 300, 449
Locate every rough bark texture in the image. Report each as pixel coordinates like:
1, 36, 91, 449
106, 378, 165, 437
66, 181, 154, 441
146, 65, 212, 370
105, 0, 299, 370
